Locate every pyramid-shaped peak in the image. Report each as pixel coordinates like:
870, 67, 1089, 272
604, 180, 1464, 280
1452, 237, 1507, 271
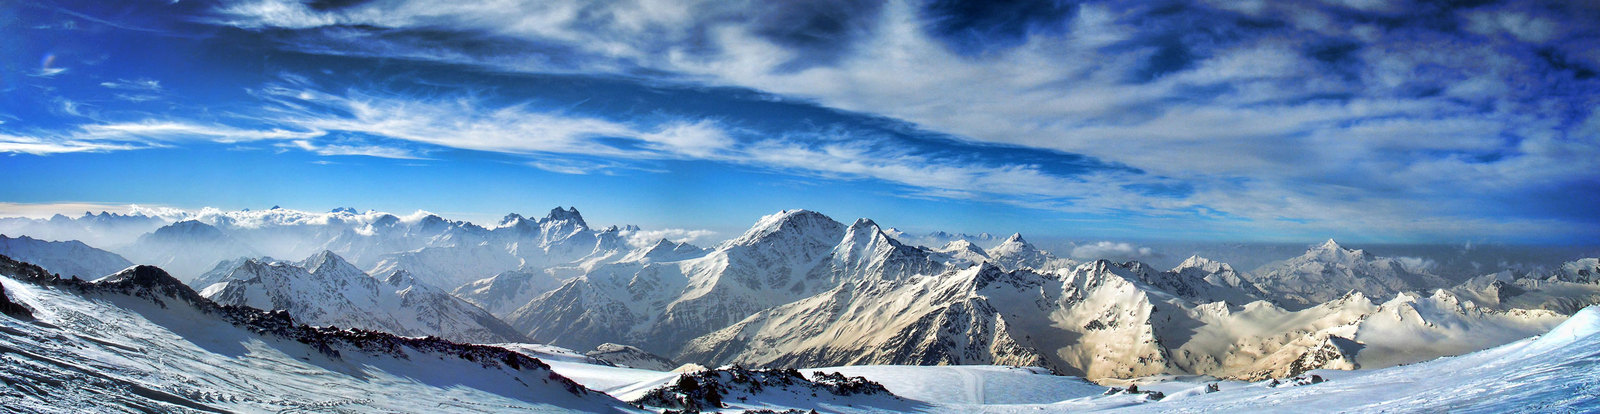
1004, 233, 1027, 243
849, 218, 880, 230
382, 269, 418, 287
1176, 255, 1232, 273
499, 213, 527, 226
303, 250, 357, 275
1318, 239, 1344, 250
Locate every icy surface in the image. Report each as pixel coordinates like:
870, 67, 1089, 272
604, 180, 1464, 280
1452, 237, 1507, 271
0, 273, 637, 413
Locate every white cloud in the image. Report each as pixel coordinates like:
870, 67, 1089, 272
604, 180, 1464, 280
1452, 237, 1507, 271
160, 0, 1600, 240
619, 228, 718, 248
287, 140, 423, 159
1464, 10, 1560, 43
0, 202, 182, 219
247, 83, 1167, 214
1070, 241, 1156, 261
99, 78, 163, 91
1394, 256, 1439, 274
0, 133, 142, 154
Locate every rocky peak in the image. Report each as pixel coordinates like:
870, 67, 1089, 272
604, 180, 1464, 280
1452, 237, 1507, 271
498, 213, 527, 227
382, 269, 418, 287
542, 207, 588, 228
92, 265, 210, 306
303, 250, 360, 278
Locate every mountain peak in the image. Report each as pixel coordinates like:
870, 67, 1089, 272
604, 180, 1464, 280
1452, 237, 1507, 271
382, 269, 418, 287
725, 209, 846, 252
91, 265, 208, 304
991, 233, 1033, 252
1318, 239, 1343, 251
849, 218, 880, 230
543, 206, 585, 224
147, 220, 227, 241
941, 239, 981, 251
1176, 255, 1232, 273
499, 213, 527, 227
94, 265, 174, 285
303, 250, 359, 277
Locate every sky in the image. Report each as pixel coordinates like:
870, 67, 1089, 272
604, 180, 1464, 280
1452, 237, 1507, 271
1, 0, 1597, 244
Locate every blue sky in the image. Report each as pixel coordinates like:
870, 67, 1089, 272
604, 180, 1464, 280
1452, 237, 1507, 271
2, 0, 1597, 244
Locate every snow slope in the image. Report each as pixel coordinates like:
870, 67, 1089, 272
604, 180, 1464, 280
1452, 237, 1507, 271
606, 307, 1599, 413
1, 251, 1595, 413
1094, 305, 1600, 413
0, 258, 637, 413
511, 210, 952, 355
198, 250, 524, 343
679, 257, 1571, 381
451, 268, 570, 317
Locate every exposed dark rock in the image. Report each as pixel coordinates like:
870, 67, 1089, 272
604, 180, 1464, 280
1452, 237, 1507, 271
632, 366, 894, 411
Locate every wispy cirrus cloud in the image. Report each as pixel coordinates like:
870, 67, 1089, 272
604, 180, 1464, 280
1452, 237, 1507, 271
241, 80, 1170, 215
198, 0, 1600, 241
8, 0, 1597, 242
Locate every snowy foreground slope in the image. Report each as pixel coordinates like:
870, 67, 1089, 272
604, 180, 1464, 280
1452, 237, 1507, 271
0, 257, 636, 413
549, 309, 1600, 413
0, 251, 1595, 412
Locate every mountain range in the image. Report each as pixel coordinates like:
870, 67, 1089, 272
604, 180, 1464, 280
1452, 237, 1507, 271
3, 206, 1598, 383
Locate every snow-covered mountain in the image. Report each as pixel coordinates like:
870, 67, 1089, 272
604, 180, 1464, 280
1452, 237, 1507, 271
522, 209, 852, 351
678, 256, 1573, 380
509, 210, 955, 355
2, 241, 1599, 412
986, 233, 1078, 272
586, 343, 679, 371
0, 211, 168, 248
3, 206, 676, 289
197, 250, 525, 343
1246, 239, 1452, 309
0, 234, 133, 279
0, 256, 635, 413
452, 268, 571, 317
890, 230, 1000, 248
8, 206, 1599, 388
119, 220, 261, 280
1446, 258, 1600, 315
